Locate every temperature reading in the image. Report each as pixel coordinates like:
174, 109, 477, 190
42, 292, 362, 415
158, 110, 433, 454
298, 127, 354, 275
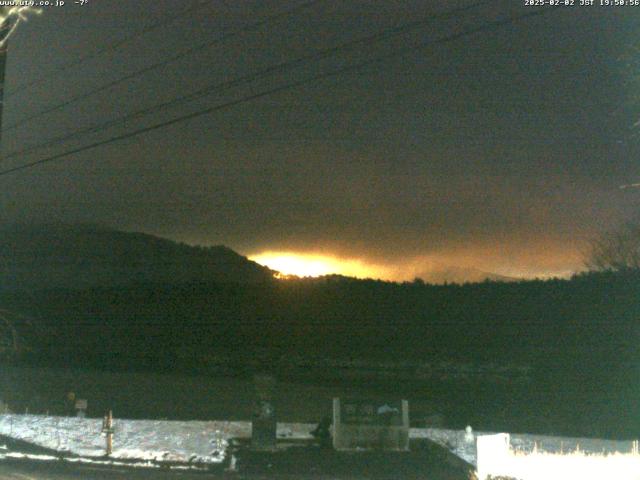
75, 0, 89, 5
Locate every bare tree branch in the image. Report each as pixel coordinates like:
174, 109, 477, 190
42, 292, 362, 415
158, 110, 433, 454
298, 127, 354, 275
586, 221, 640, 272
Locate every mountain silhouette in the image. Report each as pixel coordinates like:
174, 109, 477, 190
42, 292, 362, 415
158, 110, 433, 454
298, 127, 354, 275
0, 224, 274, 291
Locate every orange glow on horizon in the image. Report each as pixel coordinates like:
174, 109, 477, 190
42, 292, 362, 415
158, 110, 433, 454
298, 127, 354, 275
249, 252, 386, 279
248, 250, 578, 283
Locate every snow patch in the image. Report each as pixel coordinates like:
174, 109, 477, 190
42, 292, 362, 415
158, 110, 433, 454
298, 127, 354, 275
412, 427, 640, 468
0, 414, 232, 464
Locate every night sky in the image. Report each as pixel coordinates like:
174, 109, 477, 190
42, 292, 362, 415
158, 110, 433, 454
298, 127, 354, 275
1, 0, 639, 280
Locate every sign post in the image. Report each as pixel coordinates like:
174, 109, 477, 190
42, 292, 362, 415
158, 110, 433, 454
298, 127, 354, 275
101, 410, 114, 456
251, 374, 277, 450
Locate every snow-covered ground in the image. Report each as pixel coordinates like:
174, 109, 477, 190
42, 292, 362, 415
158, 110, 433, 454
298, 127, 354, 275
0, 415, 322, 465
0, 415, 239, 464
0, 414, 634, 473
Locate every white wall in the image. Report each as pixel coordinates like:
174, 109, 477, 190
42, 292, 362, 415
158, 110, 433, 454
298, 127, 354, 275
476, 433, 640, 480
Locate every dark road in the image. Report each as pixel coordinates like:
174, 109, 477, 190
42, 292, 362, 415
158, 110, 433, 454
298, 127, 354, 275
0, 443, 473, 479
0, 460, 226, 480
0, 460, 220, 479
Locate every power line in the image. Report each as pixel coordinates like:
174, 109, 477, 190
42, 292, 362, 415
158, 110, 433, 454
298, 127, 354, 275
3, 0, 211, 100
0, 6, 562, 177
2, 0, 490, 162
2, 0, 324, 133
1, 5, 559, 175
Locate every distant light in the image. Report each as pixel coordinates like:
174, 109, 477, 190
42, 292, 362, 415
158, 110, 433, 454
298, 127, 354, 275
249, 252, 384, 279
255, 254, 332, 277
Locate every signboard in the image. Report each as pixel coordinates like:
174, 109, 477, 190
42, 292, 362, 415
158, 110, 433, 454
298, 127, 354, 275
333, 398, 409, 451
341, 399, 405, 426
75, 399, 87, 418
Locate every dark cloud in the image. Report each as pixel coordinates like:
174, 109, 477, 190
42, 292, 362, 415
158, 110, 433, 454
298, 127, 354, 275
1, 0, 638, 279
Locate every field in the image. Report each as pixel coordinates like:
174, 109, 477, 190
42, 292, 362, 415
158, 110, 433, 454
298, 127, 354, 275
0, 363, 535, 430
0, 357, 634, 441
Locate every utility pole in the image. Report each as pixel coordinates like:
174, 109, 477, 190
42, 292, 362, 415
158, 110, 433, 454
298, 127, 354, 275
0, 6, 40, 144
0, 39, 8, 144
0, 6, 39, 410
0, 13, 13, 147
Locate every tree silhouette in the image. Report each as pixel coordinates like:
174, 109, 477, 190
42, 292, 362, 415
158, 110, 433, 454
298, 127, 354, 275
0, 309, 19, 354
586, 221, 640, 271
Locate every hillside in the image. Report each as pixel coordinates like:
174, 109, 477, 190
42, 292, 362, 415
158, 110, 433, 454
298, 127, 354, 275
1, 269, 638, 437
1, 225, 639, 437
416, 266, 517, 284
0, 224, 275, 291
